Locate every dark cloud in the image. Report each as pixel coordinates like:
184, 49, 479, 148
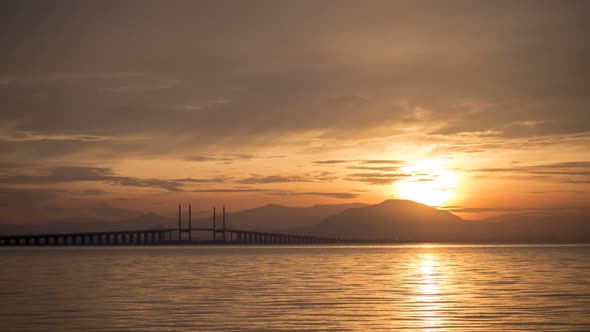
114, 177, 182, 192
185, 154, 255, 162
1, 166, 114, 184
560, 179, 590, 184
0, 166, 184, 191
542, 162, 590, 168
1, 1, 587, 162
68, 189, 108, 196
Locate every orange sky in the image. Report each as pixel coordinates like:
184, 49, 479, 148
0, 1, 589, 224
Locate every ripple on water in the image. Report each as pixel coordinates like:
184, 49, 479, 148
0, 244, 589, 331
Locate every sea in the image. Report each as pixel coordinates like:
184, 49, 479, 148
1, 244, 589, 331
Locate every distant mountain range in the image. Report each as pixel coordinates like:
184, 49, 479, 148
190, 203, 368, 232
1, 200, 588, 242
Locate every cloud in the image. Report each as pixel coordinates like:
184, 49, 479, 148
313, 160, 353, 165
0, 73, 149, 85
431, 131, 590, 155
561, 179, 590, 184
188, 188, 357, 199
528, 190, 588, 195
0, 72, 179, 93
466, 161, 590, 184
114, 178, 183, 192
68, 189, 108, 195
174, 177, 227, 183
191, 188, 268, 193
542, 162, 590, 168
0, 1, 589, 220
359, 160, 406, 165
2, 3, 588, 150
0, 166, 185, 191
444, 206, 579, 213
259, 190, 359, 199
313, 159, 407, 171
345, 172, 410, 185
236, 174, 313, 184
300, 192, 359, 199
178, 98, 230, 111
1, 131, 110, 142
184, 154, 284, 163
184, 154, 255, 162
0, 135, 147, 163
99, 78, 179, 92
1, 166, 114, 184
347, 166, 401, 172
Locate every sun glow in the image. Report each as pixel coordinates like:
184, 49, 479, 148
395, 159, 458, 206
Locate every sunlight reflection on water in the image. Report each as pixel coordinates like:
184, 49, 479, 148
0, 244, 589, 331
419, 254, 444, 332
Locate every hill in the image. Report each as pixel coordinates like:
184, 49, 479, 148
312, 199, 464, 241
465, 212, 590, 242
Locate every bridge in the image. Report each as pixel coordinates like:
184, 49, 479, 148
0, 205, 340, 246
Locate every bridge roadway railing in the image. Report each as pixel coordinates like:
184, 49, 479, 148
223, 229, 340, 244
0, 229, 176, 246
0, 228, 340, 245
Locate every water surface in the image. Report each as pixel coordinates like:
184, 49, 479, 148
1, 244, 589, 331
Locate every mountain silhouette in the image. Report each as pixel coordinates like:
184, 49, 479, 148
465, 211, 590, 242
311, 200, 590, 242
312, 199, 465, 241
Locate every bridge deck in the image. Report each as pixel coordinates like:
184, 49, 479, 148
0, 227, 339, 245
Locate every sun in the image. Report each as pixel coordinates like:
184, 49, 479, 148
394, 159, 458, 206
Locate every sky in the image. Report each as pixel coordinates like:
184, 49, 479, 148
1, 0, 589, 224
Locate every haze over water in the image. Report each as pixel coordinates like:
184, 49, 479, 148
1, 244, 589, 331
